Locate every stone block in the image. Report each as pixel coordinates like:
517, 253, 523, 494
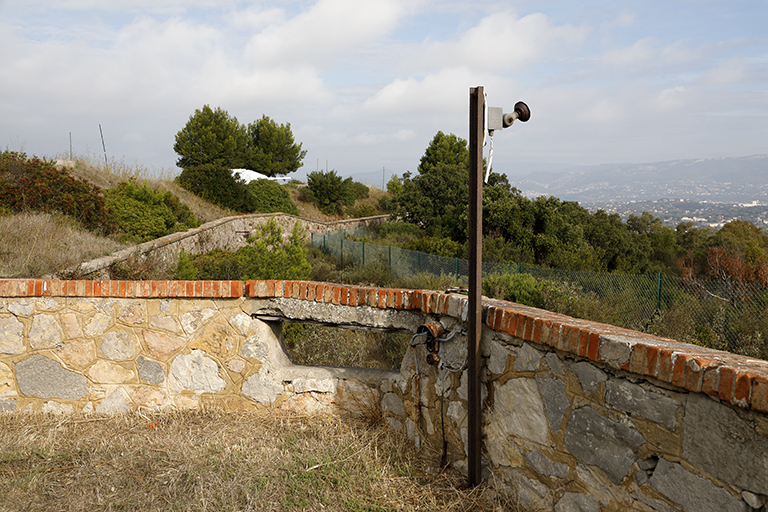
96, 390, 131, 413
554, 492, 600, 512
563, 406, 644, 485
545, 352, 564, 375
683, 393, 768, 495
137, 356, 166, 384
605, 379, 679, 430
525, 450, 570, 479
88, 360, 135, 384
101, 329, 139, 360
649, 458, 747, 512
571, 361, 607, 396
514, 342, 542, 372
0, 399, 16, 412
143, 329, 186, 358
169, 350, 226, 393
485, 378, 551, 467
0, 362, 15, 397
15, 355, 88, 400
29, 313, 63, 349
0, 316, 24, 354
242, 373, 284, 403
535, 375, 570, 433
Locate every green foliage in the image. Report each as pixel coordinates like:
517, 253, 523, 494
351, 181, 369, 199
0, 151, 116, 234
246, 179, 299, 215
176, 164, 257, 213
417, 131, 469, 174
482, 273, 543, 308
243, 115, 307, 177
173, 105, 247, 169
174, 107, 306, 178
239, 220, 311, 280
104, 179, 200, 242
347, 203, 378, 219
403, 236, 465, 259
173, 219, 310, 281
386, 174, 402, 197
306, 170, 357, 215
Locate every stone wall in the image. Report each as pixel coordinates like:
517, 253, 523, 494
55, 213, 387, 279
2, 278, 768, 512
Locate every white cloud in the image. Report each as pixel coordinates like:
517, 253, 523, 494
416, 11, 589, 72
244, 0, 407, 68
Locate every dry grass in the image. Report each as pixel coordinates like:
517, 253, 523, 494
0, 213, 126, 278
62, 154, 234, 224
0, 410, 513, 512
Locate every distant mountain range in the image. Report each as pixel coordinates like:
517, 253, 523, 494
508, 155, 768, 204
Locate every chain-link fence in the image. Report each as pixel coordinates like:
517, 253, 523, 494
310, 233, 768, 360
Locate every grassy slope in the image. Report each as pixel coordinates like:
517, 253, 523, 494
0, 156, 389, 278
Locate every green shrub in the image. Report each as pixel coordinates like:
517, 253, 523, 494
306, 170, 356, 215
173, 218, 310, 281
351, 181, 369, 199
348, 203, 378, 219
482, 273, 543, 308
104, 179, 199, 242
0, 151, 116, 234
176, 164, 257, 213
404, 236, 466, 259
246, 179, 299, 215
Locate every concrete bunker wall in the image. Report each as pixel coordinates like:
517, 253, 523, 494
2, 278, 768, 512
60, 213, 387, 279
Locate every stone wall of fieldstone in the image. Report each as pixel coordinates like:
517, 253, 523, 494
52, 213, 387, 280
2, 278, 768, 512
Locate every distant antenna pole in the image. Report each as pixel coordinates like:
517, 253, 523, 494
99, 124, 108, 167
69, 132, 73, 160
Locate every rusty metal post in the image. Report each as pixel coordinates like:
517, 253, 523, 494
467, 86, 485, 486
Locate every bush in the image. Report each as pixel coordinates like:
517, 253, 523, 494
347, 203, 378, 219
306, 170, 356, 215
104, 179, 200, 242
0, 151, 116, 234
351, 181, 369, 199
246, 179, 299, 215
404, 236, 466, 259
176, 164, 257, 213
173, 218, 310, 281
482, 273, 543, 308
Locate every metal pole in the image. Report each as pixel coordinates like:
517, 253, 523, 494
657, 272, 662, 312
467, 86, 485, 486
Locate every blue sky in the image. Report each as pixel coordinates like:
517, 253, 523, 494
1, 0, 766, 185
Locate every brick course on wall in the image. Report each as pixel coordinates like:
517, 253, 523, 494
2, 278, 768, 511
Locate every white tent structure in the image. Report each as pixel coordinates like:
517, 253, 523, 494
231, 169, 291, 183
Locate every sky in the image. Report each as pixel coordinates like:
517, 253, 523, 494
1, 0, 767, 185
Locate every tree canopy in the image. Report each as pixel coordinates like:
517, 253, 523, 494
173, 105, 247, 169
243, 115, 307, 176
174, 106, 305, 176
390, 129, 768, 282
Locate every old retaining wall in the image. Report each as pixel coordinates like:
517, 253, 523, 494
55, 213, 387, 279
2, 278, 768, 512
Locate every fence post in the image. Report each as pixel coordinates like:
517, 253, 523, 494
362, 241, 365, 266
657, 272, 662, 312
340, 239, 344, 267
456, 257, 459, 281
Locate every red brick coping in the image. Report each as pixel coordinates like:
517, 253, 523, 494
3, 278, 767, 415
